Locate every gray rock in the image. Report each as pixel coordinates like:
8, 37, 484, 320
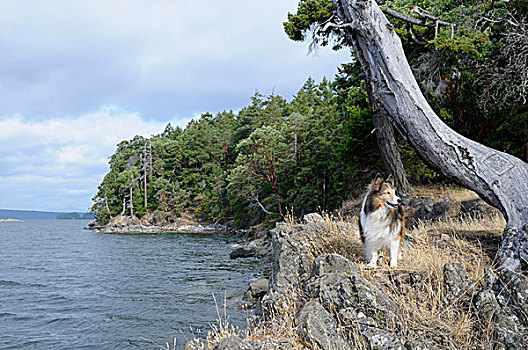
212, 336, 245, 350
268, 224, 312, 291
443, 263, 471, 301
309, 272, 359, 311
127, 216, 141, 226
303, 213, 325, 225
244, 278, 269, 303
337, 308, 426, 350
403, 339, 444, 350
473, 270, 528, 350
482, 268, 498, 289
496, 270, 528, 319
247, 238, 273, 259
308, 267, 401, 326
459, 199, 493, 218
230, 247, 256, 259
364, 329, 406, 350
206, 336, 297, 350
297, 299, 351, 350
311, 254, 358, 277
474, 288, 523, 349
243, 339, 296, 349
406, 197, 455, 224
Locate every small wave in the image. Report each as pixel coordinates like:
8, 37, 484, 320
0, 280, 23, 287
106, 313, 146, 322
43, 316, 74, 325
0, 280, 47, 288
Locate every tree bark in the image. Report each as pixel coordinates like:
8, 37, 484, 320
333, 0, 528, 272
372, 107, 412, 194
129, 176, 134, 217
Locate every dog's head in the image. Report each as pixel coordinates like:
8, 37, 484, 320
369, 174, 401, 209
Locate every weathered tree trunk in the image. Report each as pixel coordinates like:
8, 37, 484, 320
129, 178, 134, 217
372, 107, 412, 194
333, 0, 528, 271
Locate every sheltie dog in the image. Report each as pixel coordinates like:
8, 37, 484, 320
359, 174, 405, 268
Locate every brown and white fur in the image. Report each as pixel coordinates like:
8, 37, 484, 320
359, 174, 405, 268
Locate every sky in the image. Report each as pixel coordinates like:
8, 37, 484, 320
0, 0, 350, 212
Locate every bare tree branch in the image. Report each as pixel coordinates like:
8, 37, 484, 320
382, 8, 433, 27
412, 6, 456, 39
321, 21, 358, 32
253, 194, 273, 215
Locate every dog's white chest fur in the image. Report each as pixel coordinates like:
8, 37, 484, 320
360, 204, 401, 245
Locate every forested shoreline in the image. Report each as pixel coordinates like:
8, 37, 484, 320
92, 0, 527, 229
91, 75, 389, 227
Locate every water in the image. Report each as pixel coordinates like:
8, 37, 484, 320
0, 220, 263, 349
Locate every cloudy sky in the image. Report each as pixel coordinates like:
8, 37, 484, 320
0, 0, 350, 212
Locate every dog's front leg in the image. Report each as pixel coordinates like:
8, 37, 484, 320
390, 239, 400, 268
366, 246, 378, 268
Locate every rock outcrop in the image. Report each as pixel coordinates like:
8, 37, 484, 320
89, 214, 229, 234
473, 269, 528, 349
229, 212, 527, 350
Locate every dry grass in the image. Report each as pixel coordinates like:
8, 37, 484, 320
245, 287, 305, 346
298, 209, 505, 349
408, 183, 481, 202
192, 288, 307, 349
185, 293, 244, 349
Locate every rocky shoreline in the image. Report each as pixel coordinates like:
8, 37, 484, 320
187, 191, 528, 350
204, 212, 528, 350
87, 214, 230, 234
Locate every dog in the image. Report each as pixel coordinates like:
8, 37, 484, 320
359, 174, 405, 268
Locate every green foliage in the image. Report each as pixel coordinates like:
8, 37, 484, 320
428, 27, 491, 59
284, 0, 335, 41
283, 0, 350, 50
399, 143, 439, 183
382, 0, 527, 153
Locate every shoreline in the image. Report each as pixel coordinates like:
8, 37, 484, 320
88, 222, 231, 234
87, 213, 231, 234
0, 218, 21, 222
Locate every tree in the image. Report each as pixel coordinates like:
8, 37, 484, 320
284, 0, 412, 194
324, 0, 528, 271
285, 77, 354, 212
228, 126, 289, 216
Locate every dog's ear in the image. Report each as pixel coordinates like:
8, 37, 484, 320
386, 174, 395, 188
371, 173, 384, 191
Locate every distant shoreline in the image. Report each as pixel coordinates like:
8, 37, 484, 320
0, 209, 94, 221
0, 218, 21, 222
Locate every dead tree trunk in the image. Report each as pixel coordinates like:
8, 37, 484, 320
332, 0, 528, 271
372, 107, 412, 194
129, 178, 134, 217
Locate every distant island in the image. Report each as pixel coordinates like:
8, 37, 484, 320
0, 209, 94, 220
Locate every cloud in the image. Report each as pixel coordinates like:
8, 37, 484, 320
0, 109, 187, 211
0, 0, 350, 120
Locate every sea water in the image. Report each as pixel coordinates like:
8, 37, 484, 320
0, 220, 262, 349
